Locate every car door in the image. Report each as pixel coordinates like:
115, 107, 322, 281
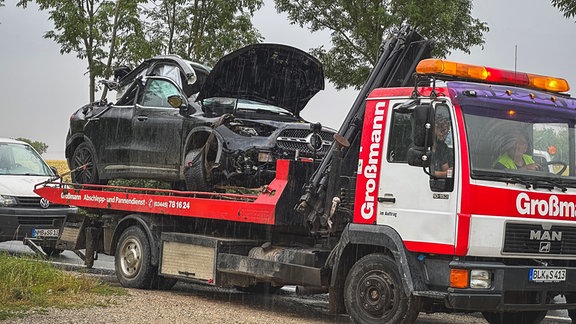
84, 104, 134, 169
130, 76, 185, 180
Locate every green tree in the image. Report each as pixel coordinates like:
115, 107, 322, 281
143, 0, 264, 66
552, 0, 576, 19
15, 138, 49, 155
274, 0, 489, 90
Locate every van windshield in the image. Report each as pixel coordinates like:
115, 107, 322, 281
0, 143, 53, 176
463, 100, 576, 188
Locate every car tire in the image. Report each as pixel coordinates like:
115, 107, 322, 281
184, 148, 212, 191
70, 142, 100, 185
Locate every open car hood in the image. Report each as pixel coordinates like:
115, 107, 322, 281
197, 43, 325, 115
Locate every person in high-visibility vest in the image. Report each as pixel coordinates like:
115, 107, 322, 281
494, 132, 540, 170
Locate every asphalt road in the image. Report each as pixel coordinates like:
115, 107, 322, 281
0, 240, 571, 323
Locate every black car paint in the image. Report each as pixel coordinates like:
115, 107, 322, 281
66, 44, 334, 190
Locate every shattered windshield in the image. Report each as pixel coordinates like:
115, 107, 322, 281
0, 143, 53, 176
464, 100, 576, 189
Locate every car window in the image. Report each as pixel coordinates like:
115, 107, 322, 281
0, 143, 52, 176
151, 64, 183, 88
138, 78, 181, 108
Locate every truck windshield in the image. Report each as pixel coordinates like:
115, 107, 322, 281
463, 99, 576, 188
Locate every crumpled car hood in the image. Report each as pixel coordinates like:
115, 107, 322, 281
0, 176, 51, 197
197, 43, 325, 115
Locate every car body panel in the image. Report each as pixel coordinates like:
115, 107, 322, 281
197, 43, 325, 115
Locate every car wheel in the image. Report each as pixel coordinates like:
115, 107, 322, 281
344, 253, 420, 324
115, 226, 155, 289
184, 148, 212, 191
70, 142, 100, 185
482, 311, 547, 324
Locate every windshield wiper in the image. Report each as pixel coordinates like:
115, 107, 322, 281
532, 178, 568, 192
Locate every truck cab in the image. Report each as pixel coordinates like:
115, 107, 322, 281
347, 58, 576, 323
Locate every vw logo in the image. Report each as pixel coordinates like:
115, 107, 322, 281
40, 198, 50, 209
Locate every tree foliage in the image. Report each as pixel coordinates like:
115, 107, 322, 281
17, 0, 263, 102
16, 138, 49, 155
551, 0, 576, 19
274, 0, 489, 90
140, 0, 263, 66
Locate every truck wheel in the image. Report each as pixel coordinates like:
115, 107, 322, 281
344, 253, 420, 324
184, 148, 212, 191
482, 311, 547, 324
70, 142, 100, 185
115, 226, 155, 289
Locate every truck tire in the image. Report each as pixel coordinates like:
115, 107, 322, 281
115, 226, 155, 289
184, 148, 212, 191
481, 311, 547, 324
344, 253, 420, 324
70, 142, 100, 185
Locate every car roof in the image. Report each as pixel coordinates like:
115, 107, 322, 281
0, 137, 27, 145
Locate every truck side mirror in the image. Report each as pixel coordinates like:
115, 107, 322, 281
407, 104, 433, 167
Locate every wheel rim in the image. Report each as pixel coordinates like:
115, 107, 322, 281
356, 269, 399, 319
73, 146, 95, 183
119, 237, 142, 279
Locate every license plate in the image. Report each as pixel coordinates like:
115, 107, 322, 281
529, 268, 566, 282
32, 228, 60, 238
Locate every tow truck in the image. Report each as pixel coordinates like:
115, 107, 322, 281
34, 27, 576, 323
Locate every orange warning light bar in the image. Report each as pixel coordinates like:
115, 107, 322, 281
416, 59, 570, 93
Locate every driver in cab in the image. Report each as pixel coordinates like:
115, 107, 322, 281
494, 132, 540, 171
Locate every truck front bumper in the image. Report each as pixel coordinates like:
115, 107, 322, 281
0, 206, 76, 242
445, 260, 576, 312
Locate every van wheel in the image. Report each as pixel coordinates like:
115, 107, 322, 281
115, 226, 155, 289
184, 148, 212, 191
70, 142, 100, 184
482, 311, 547, 324
344, 253, 420, 324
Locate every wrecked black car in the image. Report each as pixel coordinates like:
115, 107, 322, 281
65, 44, 335, 191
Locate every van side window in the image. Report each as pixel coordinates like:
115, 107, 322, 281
387, 109, 413, 163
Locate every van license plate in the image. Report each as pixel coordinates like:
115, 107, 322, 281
32, 228, 60, 238
529, 268, 566, 282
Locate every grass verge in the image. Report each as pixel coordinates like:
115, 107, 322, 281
0, 252, 126, 320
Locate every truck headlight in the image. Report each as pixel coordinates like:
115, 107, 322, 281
0, 195, 17, 207
470, 269, 491, 289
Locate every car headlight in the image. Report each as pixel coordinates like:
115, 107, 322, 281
0, 195, 17, 207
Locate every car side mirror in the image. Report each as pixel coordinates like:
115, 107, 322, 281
407, 104, 433, 167
168, 95, 196, 115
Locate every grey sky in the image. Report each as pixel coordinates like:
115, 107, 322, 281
0, 0, 574, 160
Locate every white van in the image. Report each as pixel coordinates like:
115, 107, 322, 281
0, 138, 76, 254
